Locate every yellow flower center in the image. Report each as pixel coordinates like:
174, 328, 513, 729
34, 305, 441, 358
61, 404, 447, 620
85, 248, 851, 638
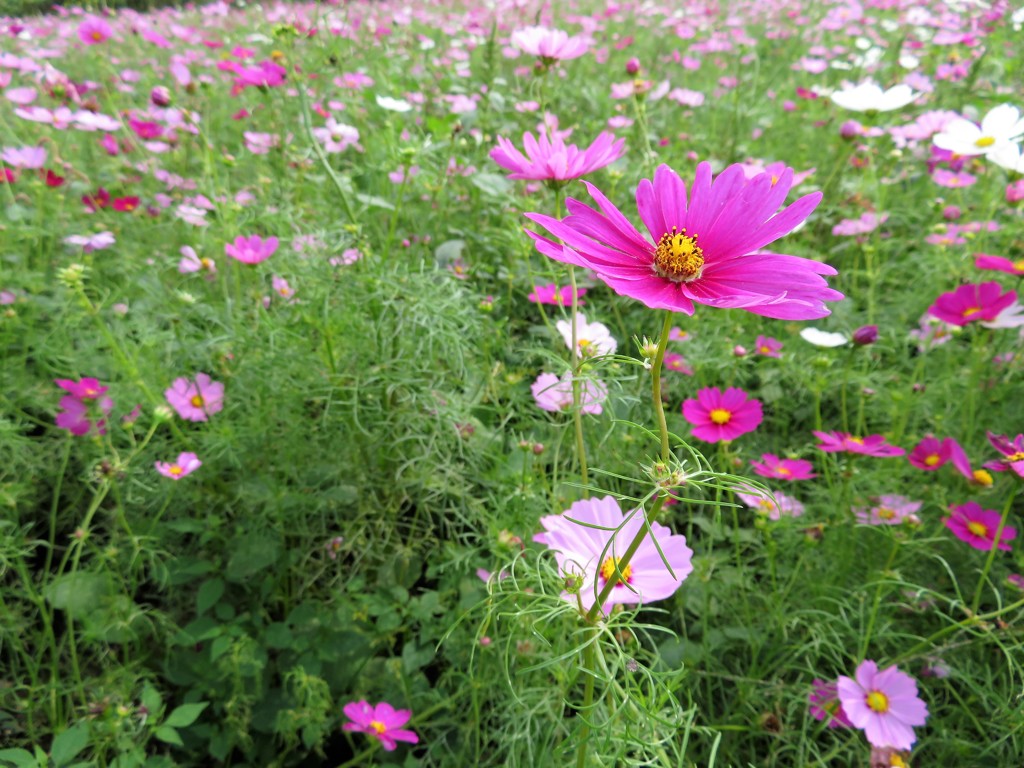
1007, 452, 1024, 462
170, 465, 183, 476
369, 720, 386, 734
973, 469, 993, 486
760, 345, 771, 354
599, 556, 632, 586
963, 306, 982, 317
776, 467, 791, 476
1013, 259, 1024, 272
709, 408, 731, 425
974, 136, 995, 148
890, 756, 908, 768
201, 258, 213, 270
877, 507, 896, 520
190, 394, 205, 408
924, 454, 941, 467
967, 521, 989, 538
848, 436, 864, 445
91, 31, 103, 41
866, 691, 889, 713
654, 227, 705, 282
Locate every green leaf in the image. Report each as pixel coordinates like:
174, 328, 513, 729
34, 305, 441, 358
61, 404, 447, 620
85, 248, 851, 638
164, 702, 208, 729
196, 579, 225, 615
0, 748, 38, 768
153, 726, 183, 747
43, 573, 111, 616
226, 533, 281, 582
51, 722, 89, 767
354, 193, 395, 211
469, 172, 511, 198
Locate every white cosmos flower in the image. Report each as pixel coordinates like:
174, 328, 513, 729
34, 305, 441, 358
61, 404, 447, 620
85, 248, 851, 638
375, 95, 412, 113
556, 313, 617, 358
989, 143, 1024, 173
830, 81, 920, 113
932, 104, 1024, 157
800, 328, 850, 347
982, 302, 1024, 330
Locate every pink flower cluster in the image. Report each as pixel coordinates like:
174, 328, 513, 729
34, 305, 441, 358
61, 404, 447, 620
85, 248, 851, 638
54, 377, 113, 436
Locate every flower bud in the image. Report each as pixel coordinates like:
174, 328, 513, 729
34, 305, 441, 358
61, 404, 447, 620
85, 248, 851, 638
150, 86, 171, 107
852, 324, 878, 346
625, 57, 641, 75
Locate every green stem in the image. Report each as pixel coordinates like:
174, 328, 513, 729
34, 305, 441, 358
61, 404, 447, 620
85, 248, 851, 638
858, 537, 900, 660
970, 488, 1018, 615
574, 640, 597, 768
652, 310, 674, 463
894, 596, 1024, 667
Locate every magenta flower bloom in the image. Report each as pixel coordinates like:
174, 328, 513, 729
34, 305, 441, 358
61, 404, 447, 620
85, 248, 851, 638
927, 281, 1017, 327
490, 127, 624, 183
155, 452, 202, 480
908, 436, 965, 471
813, 431, 905, 457
754, 335, 783, 357
854, 495, 922, 526
531, 372, 606, 415
974, 253, 1024, 277
56, 377, 109, 400
528, 283, 586, 306
54, 377, 113, 436
750, 454, 815, 481
525, 163, 842, 319
984, 431, 1024, 478
510, 26, 590, 62
736, 489, 804, 520
808, 679, 853, 729
1, 146, 47, 169
944, 501, 1016, 551
78, 16, 113, 45
838, 661, 927, 750
225, 235, 279, 265
535, 496, 693, 614
662, 352, 694, 375
682, 387, 762, 443
342, 700, 418, 752
164, 373, 224, 422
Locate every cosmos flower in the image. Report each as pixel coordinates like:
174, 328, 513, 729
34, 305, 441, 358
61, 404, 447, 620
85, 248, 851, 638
800, 327, 849, 347
155, 452, 202, 480
531, 372, 606, 414
510, 26, 590, 62
54, 378, 114, 436
342, 700, 419, 752
750, 454, 815, 481
662, 352, 693, 375
854, 495, 922, 526
164, 373, 224, 422
984, 431, 1024, 478
943, 501, 1016, 551
932, 104, 1024, 157
490, 126, 624, 182
735, 488, 804, 520
830, 82, 920, 113
908, 436, 963, 472
754, 335, 783, 357
225, 235, 278, 265
178, 246, 216, 276
555, 312, 617, 358
534, 495, 693, 614
525, 163, 842, 319
974, 254, 1024, 277
837, 661, 928, 750
1, 146, 47, 169
813, 431, 905, 457
682, 387, 762, 443
809, 679, 854, 729
78, 16, 113, 45
927, 282, 1017, 327
528, 283, 586, 306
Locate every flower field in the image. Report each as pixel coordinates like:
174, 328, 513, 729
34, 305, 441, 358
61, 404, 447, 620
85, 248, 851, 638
2, 0, 1024, 766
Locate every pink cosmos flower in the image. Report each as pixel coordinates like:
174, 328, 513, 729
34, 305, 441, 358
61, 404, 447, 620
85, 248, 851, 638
909, 312, 955, 352
908, 436, 965, 472
56, 377, 109, 400
490, 126, 624, 183
854, 495, 922, 526
833, 212, 888, 237
313, 119, 361, 153
155, 452, 202, 480
813, 431, 905, 457
984, 431, 1024, 478
974, 254, 1024, 277
837, 661, 928, 750
754, 335, 783, 358
525, 163, 842, 319
932, 168, 976, 188
531, 372, 606, 415
78, 16, 113, 45
1, 146, 47, 169
809, 679, 853, 728
736, 488, 804, 520
178, 246, 216, 276
271, 275, 295, 302
54, 378, 114, 436
510, 26, 590, 62
225, 235, 278, 265
342, 700, 418, 752
527, 283, 586, 306
750, 454, 815, 481
682, 387, 762, 443
164, 373, 224, 422
669, 327, 692, 342
662, 353, 693, 375
64, 232, 116, 253
928, 282, 1017, 326
943, 501, 1016, 551
535, 495, 693, 614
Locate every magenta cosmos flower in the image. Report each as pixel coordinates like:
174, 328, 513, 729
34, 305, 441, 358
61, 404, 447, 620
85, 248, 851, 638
814, 431, 905, 457
78, 16, 113, 45
55, 377, 113, 436
837, 661, 928, 750
490, 127, 624, 182
525, 163, 842, 319
155, 452, 202, 480
682, 387, 762, 443
808, 678, 853, 729
927, 281, 1016, 326
225, 235, 278, 265
164, 373, 224, 422
854, 495, 922, 526
535, 495, 693, 615
342, 700, 418, 752
975, 253, 1024, 277
754, 335, 783, 358
944, 501, 1016, 551
528, 283, 586, 306
750, 453, 815, 481
984, 431, 1024, 478
510, 26, 590, 62
907, 435, 968, 473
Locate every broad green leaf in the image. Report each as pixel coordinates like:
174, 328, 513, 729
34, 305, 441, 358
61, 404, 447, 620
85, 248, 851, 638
0, 748, 38, 768
164, 702, 208, 728
51, 722, 89, 767
153, 726, 183, 747
196, 578, 225, 615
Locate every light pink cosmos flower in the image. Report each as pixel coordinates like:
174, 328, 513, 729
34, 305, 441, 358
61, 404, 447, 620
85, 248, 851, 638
555, 312, 617, 358
832, 212, 887, 237
809, 679, 854, 729
813, 431, 905, 457
931, 168, 976, 188
525, 163, 842, 319
531, 372, 606, 415
1, 146, 47, 169
927, 282, 1017, 327
225, 235, 278, 265
984, 431, 1024, 478
854, 495, 922, 526
736, 488, 804, 520
243, 131, 278, 155
974, 253, 1024, 277
682, 387, 762, 443
155, 452, 202, 480
535, 495, 693, 615
271, 275, 295, 301
490, 126, 624, 182
837, 661, 928, 750
528, 283, 586, 306
754, 335, 782, 357
164, 373, 224, 422
510, 26, 590, 62
944, 501, 1016, 551
662, 353, 693, 375
750, 454, 815, 481
313, 118, 360, 153
78, 16, 113, 45
342, 700, 418, 752
64, 232, 116, 253
909, 313, 955, 352
178, 246, 216, 276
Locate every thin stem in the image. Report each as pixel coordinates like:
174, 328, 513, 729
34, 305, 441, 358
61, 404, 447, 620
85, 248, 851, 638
858, 537, 900, 660
569, 266, 589, 498
574, 641, 597, 768
652, 311, 674, 463
970, 488, 1018, 615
